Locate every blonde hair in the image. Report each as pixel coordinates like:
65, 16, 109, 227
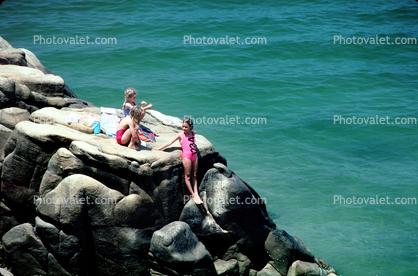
123, 87, 138, 109
130, 105, 143, 126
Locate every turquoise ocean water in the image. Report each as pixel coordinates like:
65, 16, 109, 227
1, 0, 417, 275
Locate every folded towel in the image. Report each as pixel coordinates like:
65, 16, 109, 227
100, 113, 120, 138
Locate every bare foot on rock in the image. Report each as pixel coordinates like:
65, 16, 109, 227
192, 195, 203, 205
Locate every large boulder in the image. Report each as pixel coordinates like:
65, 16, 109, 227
149, 221, 217, 276
264, 229, 316, 276
0, 77, 16, 109
39, 145, 132, 196
0, 49, 27, 66
256, 262, 282, 276
2, 222, 72, 276
0, 38, 92, 109
34, 216, 80, 267
2, 223, 50, 276
197, 163, 276, 269
286, 260, 327, 276
35, 174, 155, 275
0, 65, 65, 97
0, 107, 30, 129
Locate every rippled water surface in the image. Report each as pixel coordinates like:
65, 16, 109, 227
1, 0, 418, 274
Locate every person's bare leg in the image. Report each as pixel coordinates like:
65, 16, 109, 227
183, 158, 202, 204
191, 157, 202, 204
128, 135, 140, 150
121, 127, 139, 150
121, 128, 132, 146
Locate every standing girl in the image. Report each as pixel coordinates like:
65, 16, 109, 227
153, 118, 203, 204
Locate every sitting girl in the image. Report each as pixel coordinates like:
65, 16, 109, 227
122, 87, 153, 118
116, 105, 144, 150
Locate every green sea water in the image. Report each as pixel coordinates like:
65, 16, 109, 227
1, 0, 418, 275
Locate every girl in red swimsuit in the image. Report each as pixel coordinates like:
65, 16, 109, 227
153, 118, 203, 204
116, 105, 143, 150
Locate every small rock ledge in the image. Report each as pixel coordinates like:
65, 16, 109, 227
0, 37, 339, 276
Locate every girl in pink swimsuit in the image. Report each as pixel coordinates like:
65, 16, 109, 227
153, 118, 203, 204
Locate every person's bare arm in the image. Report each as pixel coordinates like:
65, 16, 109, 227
153, 132, 181, 151
129, 119, 140, 144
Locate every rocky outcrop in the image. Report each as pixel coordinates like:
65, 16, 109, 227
149, 221, 217, 276
0, 37, 339, 276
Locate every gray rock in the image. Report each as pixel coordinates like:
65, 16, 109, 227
257, 262, 282, 276
34, 217, 80, 266
19, 48, 52, 75
35, 174, 154, 274
2, 223, 49, 276
0, 124, 12, 160
146, 109, 182, 132
36, 174, 123, 230
1, 123, 66, 197
214, 258, 239, 276
0, 65, 64, 97
0, 37, 13, 50
26, 92, 91, 109
1, 125, 49, 219
0, 268, 14, 276
218, 244, 252, 276
39, 146, 132, 197
0, 49, 28, 66
200, 163, 276, 269
286, 260, 327, 276
0, 107, 30, 129
249, 269, 258, 276
0, 77, 16, 109
179, 198, 227, 237
19, 48, 77, 99
14, 83, 31, 101
114, 193, 162, 229
264, 229, 315, 276
39, 148, 85, 196
0, 77, 15, 96
150, 221, 216, 276
47, 253, 72, 276
0, 202, 19, 237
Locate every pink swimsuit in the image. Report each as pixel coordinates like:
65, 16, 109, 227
181, 131, 197, 162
